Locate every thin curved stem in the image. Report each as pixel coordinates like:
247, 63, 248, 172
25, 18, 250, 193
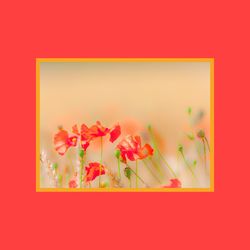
126, 163, 147, 187
148, 126, 177, 178
181, 152, 196, 180
99, 137, 103, 187
142, 160, 162, 184
204, 136, 210, 152
136, 160, 138, 188
157, 152, 177, 178
80, 159, 83, 188
149, 157, 164, 177
117, 158, 121, 179
202, 138, 207, 168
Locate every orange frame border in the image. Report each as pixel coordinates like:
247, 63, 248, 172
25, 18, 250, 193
36, 58, 214, 192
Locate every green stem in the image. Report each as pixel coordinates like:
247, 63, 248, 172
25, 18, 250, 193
136, 160, 138, 188
99, 137, 103, 187
79, 155, 84, 188
117, 158, 121, 179
148, 125, 177, 178
126, 164, 147, 187
202, 138, 207, 168
142, 160, 162, 184
181, 152, 196, 180
148, 126, 159, 158
79, 165, 83, 188
157, 151, 177, 178
205, 136, 210, 152
149, 157, 164, 177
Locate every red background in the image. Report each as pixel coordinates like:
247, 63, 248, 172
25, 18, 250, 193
1, 1, 249, 249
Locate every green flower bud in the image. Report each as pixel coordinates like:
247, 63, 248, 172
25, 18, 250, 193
78, 149, 84, 158
187, 107, 192, 115
124, 167, 132, 180
193, 160, 197, 167
187, 133, 194, 140
114, 149, 121, 159
197, 130, 205, 139
100, 182, 109, 188
52, 163, 58, 170
147, 124, 152, 131
178, 144, 183, 153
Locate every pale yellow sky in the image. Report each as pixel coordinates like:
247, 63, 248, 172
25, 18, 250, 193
40, 61, 210, 153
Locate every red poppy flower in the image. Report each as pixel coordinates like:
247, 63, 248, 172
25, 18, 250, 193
163, 179, 182, 188
72, 121, 121, 151
72, 124, 92, 151
116, 135, 154, 163
84, 162, 106, 182
69, 179, 77, 188
54, 129, 78, 155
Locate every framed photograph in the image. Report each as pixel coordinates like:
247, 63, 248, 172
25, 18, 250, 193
36, 58, 214, 192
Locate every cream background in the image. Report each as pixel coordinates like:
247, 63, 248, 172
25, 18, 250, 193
40, 61, 211, 188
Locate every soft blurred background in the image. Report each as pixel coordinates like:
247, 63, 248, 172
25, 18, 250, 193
40, 61, 211, 188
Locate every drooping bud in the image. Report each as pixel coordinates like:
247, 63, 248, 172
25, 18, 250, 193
124, 167, 132, 180
197, 130, 205, 139
178, 144, 183, 153
187, 107, 192, 115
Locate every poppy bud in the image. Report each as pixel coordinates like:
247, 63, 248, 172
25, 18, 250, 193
178, 144, 183, 153
52, 163, 58, 170
193, 160, 197, 167
197, 130, 205, 139
78, 149, 84, 158
100, 182, 109, 188
187, 107, 192, 115
124, 167, 132, 180
147, 124, 152, 131
114, 149, 121, 159
187, 133, 194, 140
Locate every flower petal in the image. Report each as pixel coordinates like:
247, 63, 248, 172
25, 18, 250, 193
163, 179, 182, 188
138, 143, 154, 159
109, 124, 121, 142
72, 124, 80, 135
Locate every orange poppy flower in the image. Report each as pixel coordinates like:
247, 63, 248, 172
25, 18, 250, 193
54, 129, 78, 155
116, 135, 154, 163
72, 121, 121, 151
84, 162, 106, 182
163, 179, 181, 188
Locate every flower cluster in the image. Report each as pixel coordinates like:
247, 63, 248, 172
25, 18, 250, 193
53, 121, 182, 189
54, 121, 121, 155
